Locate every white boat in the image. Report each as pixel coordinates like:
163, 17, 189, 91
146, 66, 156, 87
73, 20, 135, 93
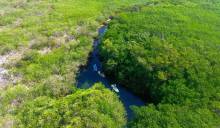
111, 84, 119, 93
98, 71, 105, 77
93, 64, 97, 72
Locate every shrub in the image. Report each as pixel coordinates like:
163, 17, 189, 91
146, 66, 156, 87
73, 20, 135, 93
17, 83, 126, 128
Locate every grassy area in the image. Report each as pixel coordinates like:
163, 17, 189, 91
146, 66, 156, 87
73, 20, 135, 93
0, 0, 147, 86
0, 0, 147, 54
0, 0, 147, 127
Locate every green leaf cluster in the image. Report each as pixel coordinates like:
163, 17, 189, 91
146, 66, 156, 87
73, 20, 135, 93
99, 0, 220, 127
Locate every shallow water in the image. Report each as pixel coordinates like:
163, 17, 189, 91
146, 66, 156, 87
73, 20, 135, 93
76, 25, 145, 120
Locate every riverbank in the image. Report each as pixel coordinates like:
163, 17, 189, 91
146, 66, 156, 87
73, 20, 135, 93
76, 22, 146, 120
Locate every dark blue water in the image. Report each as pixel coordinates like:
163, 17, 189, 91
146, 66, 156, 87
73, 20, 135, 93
76, 25, 145, 120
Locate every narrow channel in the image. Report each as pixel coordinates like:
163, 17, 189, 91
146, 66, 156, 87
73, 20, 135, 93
76, 25, 145, 120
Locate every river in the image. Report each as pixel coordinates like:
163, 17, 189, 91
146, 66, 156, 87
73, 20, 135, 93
76, 25, 145, 120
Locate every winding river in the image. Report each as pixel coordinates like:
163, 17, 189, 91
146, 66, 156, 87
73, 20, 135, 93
76, 25, 145, 120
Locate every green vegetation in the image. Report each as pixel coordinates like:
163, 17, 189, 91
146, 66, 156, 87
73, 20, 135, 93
0, 0, 148, 127
17, 84, 126, 128
129, 104, 219, 128
100, 0, 220, 127
1, 84, 126, 128
1, 0, 220, 127
0, 0, 146, 54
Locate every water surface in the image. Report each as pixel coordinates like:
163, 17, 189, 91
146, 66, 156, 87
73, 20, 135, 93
76, 25, 145, 119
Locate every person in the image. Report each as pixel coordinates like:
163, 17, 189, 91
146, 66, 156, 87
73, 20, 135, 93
98, 71, 105, 77
93, 64, 97, 71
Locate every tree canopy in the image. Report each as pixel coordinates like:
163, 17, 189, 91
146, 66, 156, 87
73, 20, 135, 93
1, 83, 126, 128
100, 0, 220, 127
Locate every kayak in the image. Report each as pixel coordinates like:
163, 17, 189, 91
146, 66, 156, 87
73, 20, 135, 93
98, 71, 105, 77
111, 84, 119, 93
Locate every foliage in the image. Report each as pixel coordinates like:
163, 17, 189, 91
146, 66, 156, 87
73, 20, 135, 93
0, 85, 30, 115
16, 83, 126, 128
99, 0, 220, 127
129, 104, 220, 128
0, 0, 149, 127
100, 0, 220, 104
0, 0, 147, 54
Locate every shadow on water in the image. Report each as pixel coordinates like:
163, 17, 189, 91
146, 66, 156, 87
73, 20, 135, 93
76, 25, 145, 120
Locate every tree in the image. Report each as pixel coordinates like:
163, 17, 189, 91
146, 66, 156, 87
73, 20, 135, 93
17, 83, 126, 128
129, 104, 220, 128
